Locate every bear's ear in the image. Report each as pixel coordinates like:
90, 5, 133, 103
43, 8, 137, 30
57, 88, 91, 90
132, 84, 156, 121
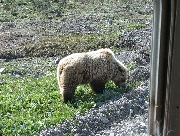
104, 50, 112, 56
117, 62, 128, 73
99, 49, 113, 56
117, 65, 124, 73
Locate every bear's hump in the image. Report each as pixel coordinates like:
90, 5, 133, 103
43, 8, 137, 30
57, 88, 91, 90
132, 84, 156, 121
59, 48, 115, 66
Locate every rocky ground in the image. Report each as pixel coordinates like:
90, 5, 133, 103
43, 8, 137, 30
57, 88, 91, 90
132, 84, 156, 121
0, 27, 151, 136
39, 28, 151, 136
0, 0, 152, 59
0, 1, 152, 135
39, 82, 149, 136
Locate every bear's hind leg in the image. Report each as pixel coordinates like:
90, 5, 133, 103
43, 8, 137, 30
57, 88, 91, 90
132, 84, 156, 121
89, 80, 105, 94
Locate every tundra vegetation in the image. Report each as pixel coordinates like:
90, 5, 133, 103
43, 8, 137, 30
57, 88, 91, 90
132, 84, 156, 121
0, 0, 152, 135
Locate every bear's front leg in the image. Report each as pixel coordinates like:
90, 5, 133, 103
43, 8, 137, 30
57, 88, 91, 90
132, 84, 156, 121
89, 80, 105, 94
61, 86, 76, 103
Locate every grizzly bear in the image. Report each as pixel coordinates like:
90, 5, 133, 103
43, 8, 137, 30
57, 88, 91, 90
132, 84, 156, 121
57, 48, 127, 102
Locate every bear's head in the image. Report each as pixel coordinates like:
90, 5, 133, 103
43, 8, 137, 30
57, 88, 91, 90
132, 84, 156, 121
112, 63, 127, 87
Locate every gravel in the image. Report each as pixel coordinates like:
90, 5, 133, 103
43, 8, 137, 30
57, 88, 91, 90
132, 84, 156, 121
0, 1, 153, 135
39, 28, 151, 136
39, 82, 149, 136
39, 91, 149, 136
0, 25, 151, 136
0, 27, 153, 135
0, 28, 151, 135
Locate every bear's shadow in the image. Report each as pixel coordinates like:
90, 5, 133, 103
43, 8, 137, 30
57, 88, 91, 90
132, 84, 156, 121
66, 84, 129, 109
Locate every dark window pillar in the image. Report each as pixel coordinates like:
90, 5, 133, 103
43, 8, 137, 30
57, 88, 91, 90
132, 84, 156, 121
149, 0, 180, 136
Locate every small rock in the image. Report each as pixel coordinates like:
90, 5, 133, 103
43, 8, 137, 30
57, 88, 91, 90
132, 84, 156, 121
0, 81, 5, 85
120, 106, 125, 110
15, 74, 21, 78
56, 11, 62, 17
34, 75, 39, 79
139, 98, 143, 103
100, 116, 109, 124
0, 68, 6, 74
55, 58, 60, 64
129, 109, 134, 117
130, 109, 133, 114
11, 69, 22, 76
110, 133, 115, 136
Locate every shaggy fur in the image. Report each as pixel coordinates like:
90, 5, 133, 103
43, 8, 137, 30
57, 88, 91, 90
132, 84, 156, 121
57, 48, 127, 102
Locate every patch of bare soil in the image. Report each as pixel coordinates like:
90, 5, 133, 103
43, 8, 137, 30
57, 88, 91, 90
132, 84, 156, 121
0, 1, 152, 59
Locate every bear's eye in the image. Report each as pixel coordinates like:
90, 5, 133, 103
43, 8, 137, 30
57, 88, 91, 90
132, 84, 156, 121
121, 79, 126, 82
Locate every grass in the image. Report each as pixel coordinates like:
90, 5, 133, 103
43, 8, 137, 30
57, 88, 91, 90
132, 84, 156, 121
0, 68, 138, 135
1, 27, 145, 59
0, 0, 152, 135
0, 74, 66, 135
0, 0, 151, 22
0, 0, 152, 59
0, 60, 138, 135
24, 32, 124, 58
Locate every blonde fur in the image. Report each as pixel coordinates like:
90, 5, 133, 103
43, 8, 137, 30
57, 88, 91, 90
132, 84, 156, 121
57, 48, 127, 102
